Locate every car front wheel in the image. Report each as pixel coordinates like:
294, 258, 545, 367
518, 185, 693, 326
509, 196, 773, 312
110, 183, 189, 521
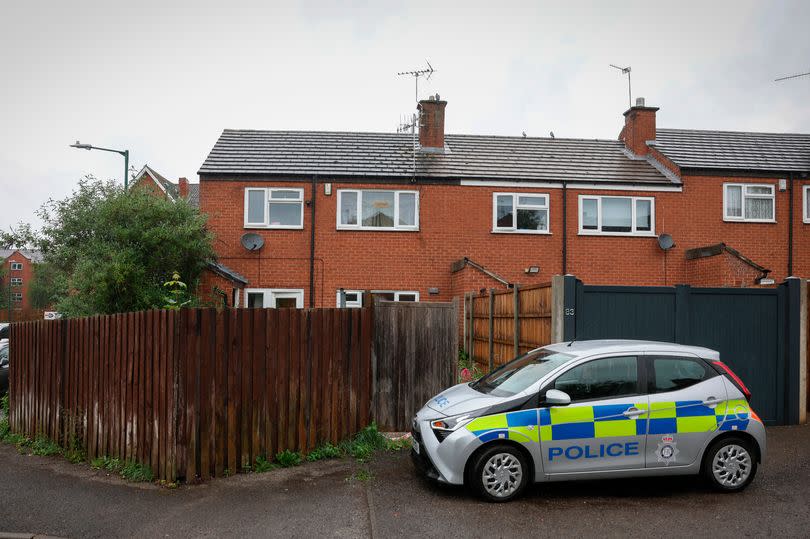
703, 436, 757, 492
469, 444, 530, 502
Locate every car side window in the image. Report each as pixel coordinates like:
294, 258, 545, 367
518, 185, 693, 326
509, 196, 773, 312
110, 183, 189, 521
552, 356, 638, 402
649, 357, 712, 393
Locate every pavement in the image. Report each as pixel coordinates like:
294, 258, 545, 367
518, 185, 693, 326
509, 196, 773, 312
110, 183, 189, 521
1, 424, 809, 538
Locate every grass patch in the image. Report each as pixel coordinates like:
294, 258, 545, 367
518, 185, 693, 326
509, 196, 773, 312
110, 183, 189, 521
91, 456, 123, 472
30, 435, 62, 456
120, 460, 154, 482
275, 449, 303, 468
254, 455, 278, 473
348, 468, 374, 482
306, 442, 342, 462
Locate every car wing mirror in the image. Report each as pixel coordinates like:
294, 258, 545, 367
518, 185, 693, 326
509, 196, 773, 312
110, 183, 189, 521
545, 389, 571, 406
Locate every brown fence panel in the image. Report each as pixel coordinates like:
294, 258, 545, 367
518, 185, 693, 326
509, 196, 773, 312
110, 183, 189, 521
467, 284, 552, 372
372, 300, 458, 432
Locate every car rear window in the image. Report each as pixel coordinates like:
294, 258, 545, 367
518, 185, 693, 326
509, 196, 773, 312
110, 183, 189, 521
650, 357, 712, 393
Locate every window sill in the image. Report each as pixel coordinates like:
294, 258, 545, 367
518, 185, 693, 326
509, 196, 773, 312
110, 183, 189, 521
722, 219, 777, 224
243, 225, 304, 230
577, 231, 656, 237
491, 229, 552, 235
336, 226, 420, 232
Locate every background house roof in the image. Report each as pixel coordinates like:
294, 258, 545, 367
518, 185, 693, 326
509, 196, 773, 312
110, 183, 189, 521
187, 184, 200, 207
653, 129, 810, 173
0, 249, 43, 263
133, 165, 181, 199
198, 130, 676, 185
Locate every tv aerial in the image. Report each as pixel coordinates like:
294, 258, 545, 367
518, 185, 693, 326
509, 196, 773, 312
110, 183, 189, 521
774, 70, 810, 82
610, 64, 632, 108
397, 60, 436, 103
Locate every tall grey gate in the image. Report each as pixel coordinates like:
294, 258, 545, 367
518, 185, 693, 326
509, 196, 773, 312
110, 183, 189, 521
563, 277, 804, 425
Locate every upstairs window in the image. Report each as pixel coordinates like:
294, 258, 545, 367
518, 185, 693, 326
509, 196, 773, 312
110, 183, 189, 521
724, 184, 775, 222
12, 292, 22, 303
579, 195, 654, 236
337, 190, 419, 231
493, 193, 549, 233
10, 262, 23, 271
244, 188, 304, 229
804, 185, 810, 224
10, 277, 22, 286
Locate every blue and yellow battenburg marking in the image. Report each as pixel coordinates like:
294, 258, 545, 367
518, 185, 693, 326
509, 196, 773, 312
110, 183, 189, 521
465, 399, 751, 443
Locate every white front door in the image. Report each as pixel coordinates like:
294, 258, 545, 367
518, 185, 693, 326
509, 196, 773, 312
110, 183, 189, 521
245, 288, 304, 308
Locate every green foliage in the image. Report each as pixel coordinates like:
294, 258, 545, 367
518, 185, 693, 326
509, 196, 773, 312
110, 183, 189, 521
28, 262, 61, 309
30, 435, 62, 456
254, 454, 278, 473
1, 177, 215, 317
163, 271, 192, 310
338, 423, 390, 463
1, 393, 8, 415
348, 468, 374, 482
120, 460, 154, 482
458, 348, 484, 383
306, 442, 342, 462
275, 449, 303, 467
91, 456, 122, 472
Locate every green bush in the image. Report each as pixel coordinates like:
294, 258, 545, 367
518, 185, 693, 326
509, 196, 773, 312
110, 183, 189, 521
254, 454, 277, 473
30, 436, 61, 456
306, 442, 342, 462
120, 460, 153, 482
275, 449, 303, 468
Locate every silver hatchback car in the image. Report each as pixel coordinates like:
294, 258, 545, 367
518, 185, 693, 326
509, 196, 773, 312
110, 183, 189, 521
411, 340, 765, 502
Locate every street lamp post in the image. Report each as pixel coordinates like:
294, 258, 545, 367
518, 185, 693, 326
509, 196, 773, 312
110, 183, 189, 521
70, 141, 130, 190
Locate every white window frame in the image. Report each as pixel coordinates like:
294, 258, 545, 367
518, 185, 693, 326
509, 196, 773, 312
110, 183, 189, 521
244, 288, 304, 308
723, 183, 776, 223
10, 277, 22, 286
243, 187, 305, 229
12, 292, 23, 303
336, 290, 364, 308
578, 195, 656, 236
10, 262, 23, 271
803, 185, 810, 224
491, 192, 551, 234
373, 290, 420, 302
336, 189, 419, 231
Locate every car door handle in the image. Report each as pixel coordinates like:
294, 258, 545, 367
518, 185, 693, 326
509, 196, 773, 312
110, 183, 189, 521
623, 407, 647, 418
703, 397, 723, 407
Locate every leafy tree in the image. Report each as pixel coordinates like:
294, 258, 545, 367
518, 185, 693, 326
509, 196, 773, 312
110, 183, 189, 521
1, 177, 215, 317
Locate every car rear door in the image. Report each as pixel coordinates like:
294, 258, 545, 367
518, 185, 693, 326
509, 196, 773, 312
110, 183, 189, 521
643, 355, 728, 468
541, 355, 649, 474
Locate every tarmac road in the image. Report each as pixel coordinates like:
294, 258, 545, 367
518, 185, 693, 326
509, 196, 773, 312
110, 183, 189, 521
1, 425, 809, 538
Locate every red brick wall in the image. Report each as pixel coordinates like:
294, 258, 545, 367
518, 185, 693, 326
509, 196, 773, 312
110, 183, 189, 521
1, 251, 37, 313
199, 175, 810, 307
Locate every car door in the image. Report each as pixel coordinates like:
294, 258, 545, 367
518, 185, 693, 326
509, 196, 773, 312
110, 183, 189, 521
644, 355, 728, 469
541, 355, 648, 475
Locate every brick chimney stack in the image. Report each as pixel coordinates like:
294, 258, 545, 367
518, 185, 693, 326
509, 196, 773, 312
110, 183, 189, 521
620, 97, 659, 156
178, 177, 189, 198
417, 94, 447, 151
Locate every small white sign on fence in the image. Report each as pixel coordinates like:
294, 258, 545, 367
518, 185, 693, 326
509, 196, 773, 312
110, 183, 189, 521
44, 311, 62, 320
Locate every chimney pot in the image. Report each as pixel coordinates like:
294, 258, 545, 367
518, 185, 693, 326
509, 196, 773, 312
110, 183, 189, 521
636, 97, 645, 107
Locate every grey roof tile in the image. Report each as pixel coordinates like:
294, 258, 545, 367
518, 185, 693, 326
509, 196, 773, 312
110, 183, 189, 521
187, 184, 200, 207
198, 130, 674, 185
653, 129, 810, 172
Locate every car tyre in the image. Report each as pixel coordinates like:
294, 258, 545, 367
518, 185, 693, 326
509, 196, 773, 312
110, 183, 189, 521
702, 436, 757, 492
469, 444, 530, 503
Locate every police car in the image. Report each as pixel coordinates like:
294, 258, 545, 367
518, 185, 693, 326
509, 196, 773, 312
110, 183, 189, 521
411, 340, 765, 502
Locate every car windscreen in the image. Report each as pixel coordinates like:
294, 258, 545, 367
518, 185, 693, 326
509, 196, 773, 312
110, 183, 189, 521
471, 349, 575, 397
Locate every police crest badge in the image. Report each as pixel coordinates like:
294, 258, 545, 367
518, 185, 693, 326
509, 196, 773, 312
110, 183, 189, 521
656, 435, 679, 466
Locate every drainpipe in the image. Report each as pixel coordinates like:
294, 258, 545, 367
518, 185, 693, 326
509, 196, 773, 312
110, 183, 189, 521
562, 180, 568, 274
788, 172, 794, 277
309, 176, 317, 308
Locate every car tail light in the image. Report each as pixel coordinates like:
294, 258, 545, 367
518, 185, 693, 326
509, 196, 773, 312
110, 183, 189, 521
713, 360, 752, 402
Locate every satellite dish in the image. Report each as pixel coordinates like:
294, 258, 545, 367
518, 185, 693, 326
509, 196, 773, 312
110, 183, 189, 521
657, 233, 675, 251
240, 232, 264, 251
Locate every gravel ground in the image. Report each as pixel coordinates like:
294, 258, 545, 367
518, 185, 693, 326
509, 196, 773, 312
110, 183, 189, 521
1, 424, 808, 538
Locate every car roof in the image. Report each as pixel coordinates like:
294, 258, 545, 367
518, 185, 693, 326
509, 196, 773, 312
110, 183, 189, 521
543, 339, 720, 360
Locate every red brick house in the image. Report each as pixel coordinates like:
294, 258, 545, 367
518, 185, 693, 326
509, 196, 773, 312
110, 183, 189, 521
197, 96, 810, 308
131, 165, 200, 206
0, 249, 43, 320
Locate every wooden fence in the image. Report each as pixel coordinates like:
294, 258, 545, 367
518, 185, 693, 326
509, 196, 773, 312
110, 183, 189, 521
9, 307, 373, 481
464, 284, 553, 371
373, 300, 458, 431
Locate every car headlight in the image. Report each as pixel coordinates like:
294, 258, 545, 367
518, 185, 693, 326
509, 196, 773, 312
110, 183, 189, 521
430, 414, 473, 432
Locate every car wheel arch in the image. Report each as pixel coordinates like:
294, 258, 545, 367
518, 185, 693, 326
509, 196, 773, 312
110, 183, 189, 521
463, 439, 536, 487
700, 431, 761, 473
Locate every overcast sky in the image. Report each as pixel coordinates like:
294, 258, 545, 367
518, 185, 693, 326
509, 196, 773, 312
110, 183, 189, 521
1, 0, 808, 231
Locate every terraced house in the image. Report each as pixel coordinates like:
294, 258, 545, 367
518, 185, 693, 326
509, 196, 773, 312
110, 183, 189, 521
196, 96, 810, 308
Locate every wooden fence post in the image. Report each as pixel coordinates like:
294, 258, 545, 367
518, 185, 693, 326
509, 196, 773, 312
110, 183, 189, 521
488, 288, 495, 372
468, 293, 474, 362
